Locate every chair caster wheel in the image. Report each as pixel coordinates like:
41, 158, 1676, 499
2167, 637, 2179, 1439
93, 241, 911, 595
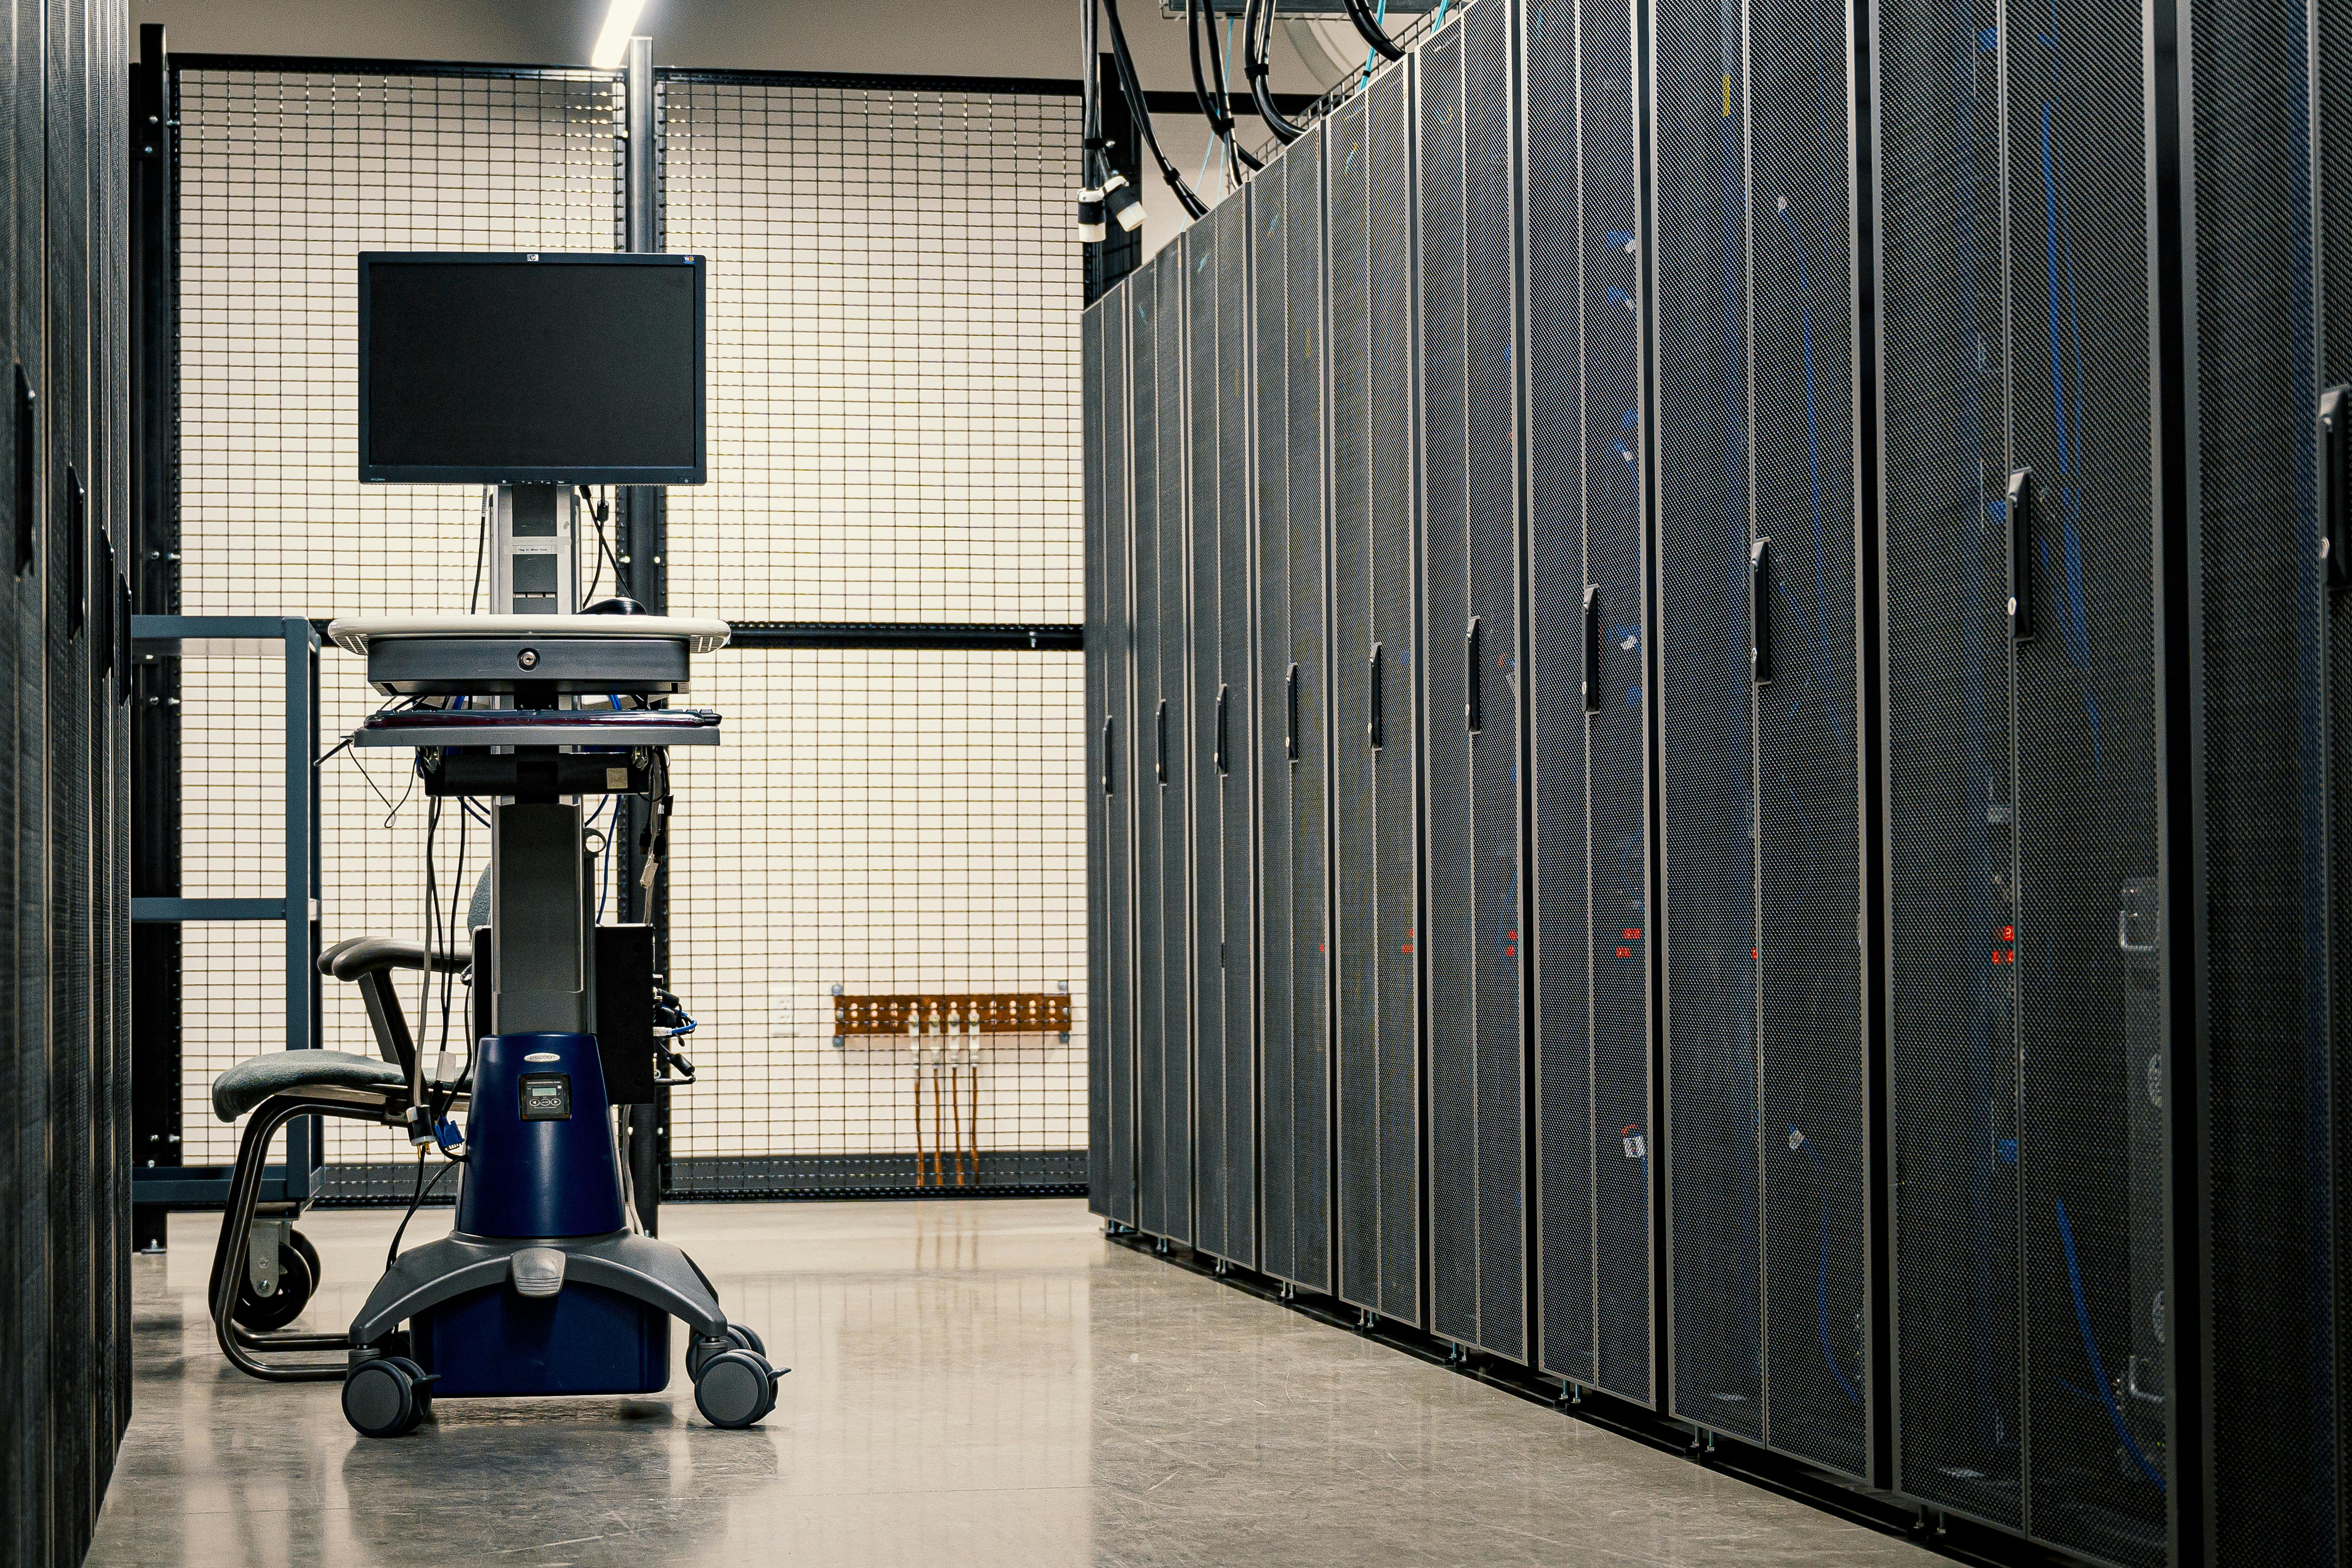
231, 1240, 318, 1332
688, 1322, 766, 1379
694, 1348, 782, 1429
343, 1355, 431, 1438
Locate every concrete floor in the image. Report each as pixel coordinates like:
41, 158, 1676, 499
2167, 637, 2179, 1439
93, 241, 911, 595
90, 1199, 1938, 1568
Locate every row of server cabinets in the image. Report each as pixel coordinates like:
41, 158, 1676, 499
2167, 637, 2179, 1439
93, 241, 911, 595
1081, 0, 2352, 1560
0, 0, 141, 1563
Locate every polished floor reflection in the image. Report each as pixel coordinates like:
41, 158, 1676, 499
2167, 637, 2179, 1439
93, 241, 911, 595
91, 1200, 1933, 1566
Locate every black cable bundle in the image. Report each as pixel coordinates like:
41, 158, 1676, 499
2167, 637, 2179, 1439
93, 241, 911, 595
1341, 0, 1405, 60
1190, 0, 1263, 179
1242, 0, 1307, 143
1101, 0, 1209, 220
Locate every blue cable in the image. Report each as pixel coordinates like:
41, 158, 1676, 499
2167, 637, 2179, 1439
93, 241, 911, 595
1359, 0, 1388, 84
2054, 1195, 2166, 1491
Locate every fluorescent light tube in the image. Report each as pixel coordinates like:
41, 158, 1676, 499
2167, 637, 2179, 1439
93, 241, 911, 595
591, 0, 650, 68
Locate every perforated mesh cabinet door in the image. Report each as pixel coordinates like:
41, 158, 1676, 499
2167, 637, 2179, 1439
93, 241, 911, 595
1653, 0, 1765, 1445
1153, 249, 1196, 1246
1087, 298, 1110, 1213
1087, 288, 1141, 1226
1331, 75, 1425, 1326
1132, 254, 1174, 1241
1186, 219, 1230, 1260
2186, 0, 2345, 1556
1372, 65, 1426, 1329
2325, 0, 2352, 1557
1873, 0, 2024, 1535
1463, 0, 1525, 1367
4, 8, 48, 1558
1285, 128, 1334, 1295
1527, 0, 1653, 1404
1421, 22, 1478, 1352
1747, 0, 1866, 1480
1420, 0, 1527, 1366
1653, 0, 1869, 1475
1253, 159, 1302, 1286
1217, 191, 1258, 1274
1252, 133, 1336, 1294
1104, 291, 1140, 1227
47, 2, 97, 1542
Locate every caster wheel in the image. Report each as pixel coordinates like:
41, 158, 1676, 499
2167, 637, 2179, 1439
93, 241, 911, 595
343, 1357, 423, 1439
232, 1241, 317, 1332
687, 1323, 765, 1379
382, 1356, 436, 1421
288, 1227, 322, 1289
694, 1349, 779, 1429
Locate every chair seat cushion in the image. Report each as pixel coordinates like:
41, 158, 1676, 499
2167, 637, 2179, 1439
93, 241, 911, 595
212, 1050, 407, 1122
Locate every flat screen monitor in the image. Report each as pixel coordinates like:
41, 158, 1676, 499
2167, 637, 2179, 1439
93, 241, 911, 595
358, 252, 706, 485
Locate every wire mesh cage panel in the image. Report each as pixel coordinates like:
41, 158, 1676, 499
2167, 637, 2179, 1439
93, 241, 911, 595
172, 65, 621, 1166
659, 77, 1082, 625
663, 647, 1085, 1176
169, 63, 1090, 1193
1525, 0, 1652, 1404
1651, 0, 1869, 1475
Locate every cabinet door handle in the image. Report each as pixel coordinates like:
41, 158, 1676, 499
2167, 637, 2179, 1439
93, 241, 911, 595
1369, 643, 1385, 751
1156, 698, 1170, 786
14, 367, 34, 576
1102, 714, 1116, 797
1750, 536, 1772, 684
1214, 683, 1231, 775
2007, 467, 2037, 640
1465, 616, 1483, 732
1286, 662, 1300, 763
1582, 584, 1601, 713
2323, 387, 2350, 591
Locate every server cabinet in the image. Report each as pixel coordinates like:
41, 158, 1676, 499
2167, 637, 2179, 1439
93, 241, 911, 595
1650, 0, 1871, 1478
1253, 134, 1336, 1293
2179, 0, 2349, 1559
1873, 0, 2168, 1552
1418, 0, 1527, 1363
1330, 67, 1425, 1326
1132, 248, 1195, 1245
1085, 286, 1140, 1226
1525, 0, 1655, 1403
1188, 198, 1257, 1268
46, 0, 97, 1545
2, 0, 44, 1558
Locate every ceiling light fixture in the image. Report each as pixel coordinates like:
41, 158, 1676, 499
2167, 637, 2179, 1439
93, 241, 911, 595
591, 0, 651, 68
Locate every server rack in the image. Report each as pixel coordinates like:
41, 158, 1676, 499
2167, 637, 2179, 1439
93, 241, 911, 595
1085, 286, 1141, 1226
1188, 196, 1258, 1269
1330, 65, 1426, 1327
1524, 0, 1657, 1405
1253, 132, 1337, 1294
3, 0, 45, 1554
1134, 245, 1195, 1246
2172, 0, 2349, 1558
1872, 0, 2168, 1551
1418, 0, 1528, 1364
1649, 0, 1873, 1479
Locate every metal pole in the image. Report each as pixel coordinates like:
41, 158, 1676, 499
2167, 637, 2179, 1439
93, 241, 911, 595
621, 34, 669, 1230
